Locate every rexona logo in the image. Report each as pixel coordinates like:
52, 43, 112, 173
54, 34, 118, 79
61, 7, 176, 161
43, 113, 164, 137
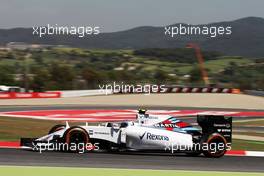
139, 132, 169, 141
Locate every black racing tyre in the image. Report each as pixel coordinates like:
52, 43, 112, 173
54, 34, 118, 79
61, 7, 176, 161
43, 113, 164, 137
48, 124, 66, 134
63, 126, 90, 152
202, 133, 227, 158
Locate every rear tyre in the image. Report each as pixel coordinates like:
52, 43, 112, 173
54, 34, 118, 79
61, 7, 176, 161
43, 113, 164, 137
63, 126, 90, 153
48, 124, 66, 134
202, 133, 227, 158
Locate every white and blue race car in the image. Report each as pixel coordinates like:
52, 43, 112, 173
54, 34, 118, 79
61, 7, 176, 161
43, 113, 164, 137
21, 109, 232, 158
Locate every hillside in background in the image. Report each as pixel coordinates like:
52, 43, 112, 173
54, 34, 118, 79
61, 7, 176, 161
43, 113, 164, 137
0, 17, 264, 57
0, 47, 263, 90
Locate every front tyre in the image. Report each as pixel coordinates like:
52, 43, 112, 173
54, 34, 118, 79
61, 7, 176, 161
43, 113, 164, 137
63, 126, 90, 153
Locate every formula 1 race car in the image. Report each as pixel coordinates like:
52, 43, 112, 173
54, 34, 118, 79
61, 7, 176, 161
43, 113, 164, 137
21, 109, 232, 158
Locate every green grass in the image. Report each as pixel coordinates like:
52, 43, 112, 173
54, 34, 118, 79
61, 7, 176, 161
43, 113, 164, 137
89, 49, 133, 55
177, 57, 253, 74
231, 139, 264, 151
126, 58, 190, 72
0, 58, 35, 67
125, 56, 254, 74
0, 116, 81, 141
234, 132, 264, 138
52, 47, 132, 56
0, 167, 262, 176
234, 119, 264, 127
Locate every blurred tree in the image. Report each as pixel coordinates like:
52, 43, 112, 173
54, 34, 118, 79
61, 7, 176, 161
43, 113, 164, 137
49, 63, 75, 90
31, 67, 51, 91
0, 66, 15, 85
153, 69, 168, 83
189, 66, 203, 83
82, 67, 102, 89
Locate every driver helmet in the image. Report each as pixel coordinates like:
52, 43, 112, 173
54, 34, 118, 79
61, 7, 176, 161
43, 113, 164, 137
137, 109, 149, 124
138, 109, 147, 114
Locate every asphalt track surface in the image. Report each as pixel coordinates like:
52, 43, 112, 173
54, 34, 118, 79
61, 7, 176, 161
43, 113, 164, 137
0, 149, 264, 172
0, 105, 263, 172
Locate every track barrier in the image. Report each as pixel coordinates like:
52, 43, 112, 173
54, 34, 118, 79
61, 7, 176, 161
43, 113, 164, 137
0, 92, 61, 99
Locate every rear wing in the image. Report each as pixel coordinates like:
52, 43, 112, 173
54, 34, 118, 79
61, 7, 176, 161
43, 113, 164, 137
197, 115, 232, 143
